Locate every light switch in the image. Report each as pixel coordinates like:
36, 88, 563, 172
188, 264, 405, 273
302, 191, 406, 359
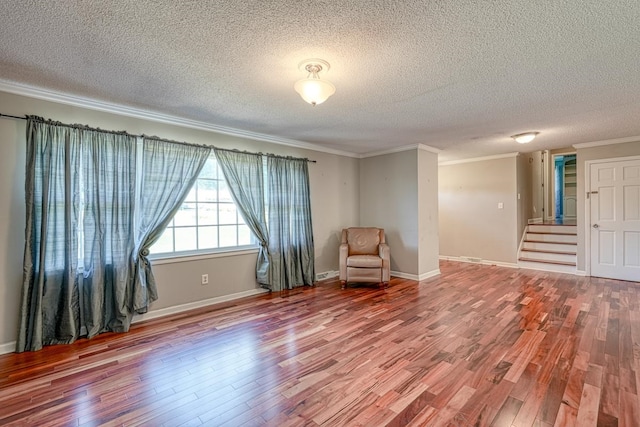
498, 202, 504, 209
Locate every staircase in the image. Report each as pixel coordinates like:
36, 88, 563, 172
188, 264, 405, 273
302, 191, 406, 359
518, 224, 577, 273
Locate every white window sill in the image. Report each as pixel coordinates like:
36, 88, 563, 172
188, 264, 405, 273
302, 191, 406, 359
150, 247, 260, 265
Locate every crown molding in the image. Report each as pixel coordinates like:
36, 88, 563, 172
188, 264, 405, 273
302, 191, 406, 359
416, 143, 442, 154
360, 143, 441, 159
0, 80, 360, 158
572, 135, 640, 149
439, 152, 519, 166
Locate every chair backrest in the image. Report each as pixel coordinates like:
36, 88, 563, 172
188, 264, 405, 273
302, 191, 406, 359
342, 227, 385, 255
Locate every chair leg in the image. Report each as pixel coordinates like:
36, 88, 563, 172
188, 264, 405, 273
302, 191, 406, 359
341, 281, 346, 289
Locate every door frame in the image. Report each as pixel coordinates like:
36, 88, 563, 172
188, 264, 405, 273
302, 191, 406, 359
584, 154, 640, 276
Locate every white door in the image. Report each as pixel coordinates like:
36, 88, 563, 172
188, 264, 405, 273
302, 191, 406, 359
590, 158, 640, 281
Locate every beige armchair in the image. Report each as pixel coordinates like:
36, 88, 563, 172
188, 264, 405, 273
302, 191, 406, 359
339, 227, 390, 289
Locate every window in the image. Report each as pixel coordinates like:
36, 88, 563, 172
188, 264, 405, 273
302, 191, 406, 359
150, 156, 254, 256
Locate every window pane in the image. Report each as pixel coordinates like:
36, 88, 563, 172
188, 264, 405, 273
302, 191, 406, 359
175, 227, 198, 252
184, 186, 197, 202
199, 159, 217, 179
218, 180, 233, 202
238, 224, 252, 246
198, 179, 218, 202
198, 226, 218, 249
219, 203, 237, 225
237, 211, 246, 225
174, 203, 197, 226
151, 227, 174, 254
219, 225, 237, 247
198, 203, 217, 225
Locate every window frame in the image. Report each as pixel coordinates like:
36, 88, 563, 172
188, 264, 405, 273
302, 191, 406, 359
149, 155, 259, 261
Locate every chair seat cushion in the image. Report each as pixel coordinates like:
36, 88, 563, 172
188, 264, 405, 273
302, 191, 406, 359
347, 255, 382, 268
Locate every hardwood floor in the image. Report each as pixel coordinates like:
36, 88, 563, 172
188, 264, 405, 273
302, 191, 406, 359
1, 260, 639, 426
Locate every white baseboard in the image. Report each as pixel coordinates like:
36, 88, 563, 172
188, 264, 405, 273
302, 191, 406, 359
517, 261, 577, 275
391, 270, 418, 280
315, 270, 339, 281
391, 269, 441, 281
0, 341, 16, 355
133, 288, 269, 324
419, 269, 441, 281
439, 255, 519, 269
575, 270, 587, 276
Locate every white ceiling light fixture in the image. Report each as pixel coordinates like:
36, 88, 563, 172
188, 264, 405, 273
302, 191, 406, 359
294, 59, 336, 106
511, 131, 540, 144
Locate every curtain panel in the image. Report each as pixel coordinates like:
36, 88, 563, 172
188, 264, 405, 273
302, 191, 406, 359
133, 137, 212, 308
18, 118, 137, 352
214, 148, 270, 286
267, 157, 315, 291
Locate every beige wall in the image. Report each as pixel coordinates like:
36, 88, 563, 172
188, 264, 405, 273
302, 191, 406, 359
0, 116, 25, 348
0, 91, 360, 346
439, 156, 519, 264
360, 150, 419, 274
418, 149, 440, 276
359, 148, 440, 277
576, 140, 640, 270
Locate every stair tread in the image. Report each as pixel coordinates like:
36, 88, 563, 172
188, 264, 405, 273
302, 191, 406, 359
518, 257, 576, 266
520, 249, 577, 255
524, 239, 577, 245
527, 231, 577, 236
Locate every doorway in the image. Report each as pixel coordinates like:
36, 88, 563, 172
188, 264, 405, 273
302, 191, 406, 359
552, 154, 577, 222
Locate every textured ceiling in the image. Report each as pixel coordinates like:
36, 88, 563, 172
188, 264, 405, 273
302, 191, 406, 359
1, 1, 639, 161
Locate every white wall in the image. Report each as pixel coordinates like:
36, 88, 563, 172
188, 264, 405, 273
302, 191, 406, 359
439, 156, 519, 264
576, 140, 640, 271
0, 91, 360, 347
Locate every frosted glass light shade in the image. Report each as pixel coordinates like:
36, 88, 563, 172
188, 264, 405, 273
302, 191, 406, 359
512, 132, 539, 144
294, 78, 336, 106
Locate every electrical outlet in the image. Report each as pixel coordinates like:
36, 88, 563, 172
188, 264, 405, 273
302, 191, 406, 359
201, 274, 209, 285
498, 202, 504, 209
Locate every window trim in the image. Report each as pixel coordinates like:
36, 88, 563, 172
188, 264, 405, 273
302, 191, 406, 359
149, 246, 260, 265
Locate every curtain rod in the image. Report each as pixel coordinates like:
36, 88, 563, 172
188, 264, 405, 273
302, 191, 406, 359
0, 113, 316, 163
0, 113, 26, 120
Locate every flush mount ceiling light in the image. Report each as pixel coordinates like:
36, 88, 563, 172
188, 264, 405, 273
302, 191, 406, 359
294, 59, 336, 106
511, 132, 540, 144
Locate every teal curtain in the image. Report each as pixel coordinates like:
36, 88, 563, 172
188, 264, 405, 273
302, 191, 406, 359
18, 117, 137, 352
214, 148, 270, 285
267, 157, 315, 291
133, 137, 212, 310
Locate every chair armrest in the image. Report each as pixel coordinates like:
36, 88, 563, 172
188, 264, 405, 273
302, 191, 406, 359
379, 243, 390, 262
379, 243, 390, 282
339, 243, 349, 281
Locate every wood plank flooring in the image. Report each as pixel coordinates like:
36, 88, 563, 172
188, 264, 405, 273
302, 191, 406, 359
1, 260, 639, 426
